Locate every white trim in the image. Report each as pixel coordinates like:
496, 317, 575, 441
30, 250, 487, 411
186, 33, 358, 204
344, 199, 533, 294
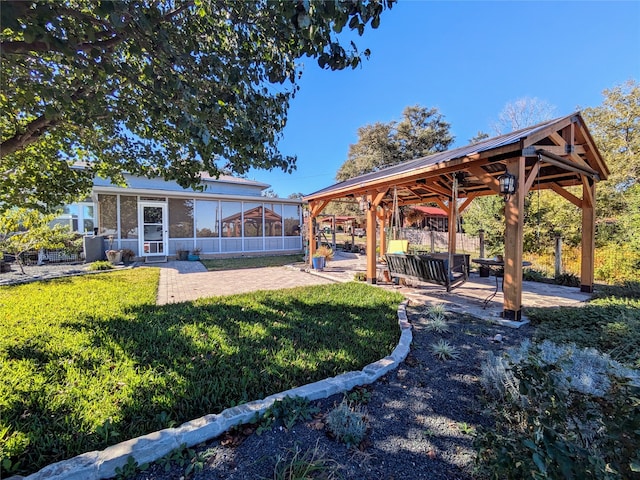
92, 186, 303, 205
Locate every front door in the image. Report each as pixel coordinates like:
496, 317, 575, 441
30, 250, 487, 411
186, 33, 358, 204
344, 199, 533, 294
139, 203, 167, 257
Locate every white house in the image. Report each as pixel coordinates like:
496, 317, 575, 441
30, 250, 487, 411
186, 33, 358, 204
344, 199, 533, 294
58, 173, 303, 260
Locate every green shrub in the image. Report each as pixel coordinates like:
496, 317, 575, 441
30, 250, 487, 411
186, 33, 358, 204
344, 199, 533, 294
527, 284, 640, 367
256, 396, 319, 435
554, 272, 580, 287
88, 260, 113, 270
523, 268, 551, 283
344, 386, 372, 405
325, 401, 367, 448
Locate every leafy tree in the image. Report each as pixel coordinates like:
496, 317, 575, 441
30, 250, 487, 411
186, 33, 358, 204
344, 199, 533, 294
469, 131, 490, 144
261, 189, 279, 198
0, 209, 73, 273
0, 0, 395, 212
336, 105, 453, 181
583, 80, 639, 193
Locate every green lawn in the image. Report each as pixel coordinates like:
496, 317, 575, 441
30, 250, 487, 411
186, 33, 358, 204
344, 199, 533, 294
0, 269, 403, 476
201, 254, 304, 271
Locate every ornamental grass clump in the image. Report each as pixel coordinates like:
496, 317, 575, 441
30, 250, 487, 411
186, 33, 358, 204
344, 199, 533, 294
272, 441, 340, 480
430, 339, 460, 361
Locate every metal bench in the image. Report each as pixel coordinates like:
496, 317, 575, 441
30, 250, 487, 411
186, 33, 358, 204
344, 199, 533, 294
385, 253, 468, 292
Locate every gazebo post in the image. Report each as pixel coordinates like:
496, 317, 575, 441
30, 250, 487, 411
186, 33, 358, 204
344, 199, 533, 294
377, 206, 387, 260
447, 200, 457, 255
502, 157, 525, 320
580, 180, 596, 292
307, 202, 317, 266
365, 194, 377, 284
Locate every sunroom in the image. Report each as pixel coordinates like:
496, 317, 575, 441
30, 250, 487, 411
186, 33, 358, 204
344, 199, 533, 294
82, 173, 303, 260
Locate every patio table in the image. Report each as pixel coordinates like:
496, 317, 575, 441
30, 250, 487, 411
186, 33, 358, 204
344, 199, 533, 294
472, 258, 531, 308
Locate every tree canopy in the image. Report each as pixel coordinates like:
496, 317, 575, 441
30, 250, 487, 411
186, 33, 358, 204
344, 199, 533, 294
335, 105, 453, 181
0, 0, 394, 211
583, 79, 639, 193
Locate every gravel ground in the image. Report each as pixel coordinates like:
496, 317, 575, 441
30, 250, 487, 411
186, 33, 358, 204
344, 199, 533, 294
0, 261, 89, 285
131, 305, 531, 480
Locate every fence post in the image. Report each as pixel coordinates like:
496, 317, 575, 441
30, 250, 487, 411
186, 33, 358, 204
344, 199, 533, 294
554, 233, 563, 277
479, 230, 485, 258
430, 230, 435, 253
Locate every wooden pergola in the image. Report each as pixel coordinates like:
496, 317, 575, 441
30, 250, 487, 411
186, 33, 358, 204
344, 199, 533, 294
304, 113, 609, 320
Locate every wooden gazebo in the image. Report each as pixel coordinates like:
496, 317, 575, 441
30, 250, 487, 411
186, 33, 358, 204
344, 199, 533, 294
304, 113, 609, 320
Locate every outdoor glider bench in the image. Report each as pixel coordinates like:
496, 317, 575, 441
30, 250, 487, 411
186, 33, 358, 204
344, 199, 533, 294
385, 253, 469, 292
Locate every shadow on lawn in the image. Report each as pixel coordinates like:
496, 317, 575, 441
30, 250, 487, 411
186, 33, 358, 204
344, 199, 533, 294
3, 284, 402, 476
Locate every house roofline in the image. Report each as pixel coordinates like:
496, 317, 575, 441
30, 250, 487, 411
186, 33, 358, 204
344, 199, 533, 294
91, 186, 303, 204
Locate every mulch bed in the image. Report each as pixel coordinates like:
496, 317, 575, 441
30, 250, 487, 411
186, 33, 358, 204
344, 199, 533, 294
132, 303, 531, 480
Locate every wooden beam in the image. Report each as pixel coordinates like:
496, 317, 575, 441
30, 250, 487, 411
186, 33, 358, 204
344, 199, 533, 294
378, 206, 387, 260
424, 179, 454, 197
372, 190, 386, 207
549, 183, 582, 207
522, 115, 573, 148
458, 194, 476, 213
434, 197, 450, 215
467, 166, 501, 194
538, 150, 600, 179
580, 181, 596, 292
531, 143, 586, 156
582, 177, 594, 207
575, 117, 610, 178
502, 157, 525, 320
310, 199, 330, 217
523, 161, 541, 194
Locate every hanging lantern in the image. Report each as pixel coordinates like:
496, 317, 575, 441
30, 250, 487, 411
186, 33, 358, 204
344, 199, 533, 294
498, 172, 517, 199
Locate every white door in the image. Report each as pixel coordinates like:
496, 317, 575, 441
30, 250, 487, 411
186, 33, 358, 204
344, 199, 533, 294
139, 203, 167, 257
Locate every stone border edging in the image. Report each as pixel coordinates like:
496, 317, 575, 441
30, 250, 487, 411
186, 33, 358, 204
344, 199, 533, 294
20, 301, 411, 480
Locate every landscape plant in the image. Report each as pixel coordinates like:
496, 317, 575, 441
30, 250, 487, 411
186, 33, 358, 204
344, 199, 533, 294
272, 441, 340, 480
476, 339, 640, 479
325, 401, 368, 448
0, 208, 75, 273
478, 282, 640, 479
88, 260, 113, 271
0, 273, 402, 476
255, 397, 319, 435
430, 339, 460, 361
528, 281, 640, 366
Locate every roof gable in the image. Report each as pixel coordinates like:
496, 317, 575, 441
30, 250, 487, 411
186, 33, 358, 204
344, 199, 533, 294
305, 112, 608, 206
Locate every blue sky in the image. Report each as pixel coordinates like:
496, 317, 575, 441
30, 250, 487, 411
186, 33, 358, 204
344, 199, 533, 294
248, 0, 640, 197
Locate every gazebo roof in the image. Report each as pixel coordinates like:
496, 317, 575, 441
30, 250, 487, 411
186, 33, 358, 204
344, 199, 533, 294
304, 112, 608, 206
